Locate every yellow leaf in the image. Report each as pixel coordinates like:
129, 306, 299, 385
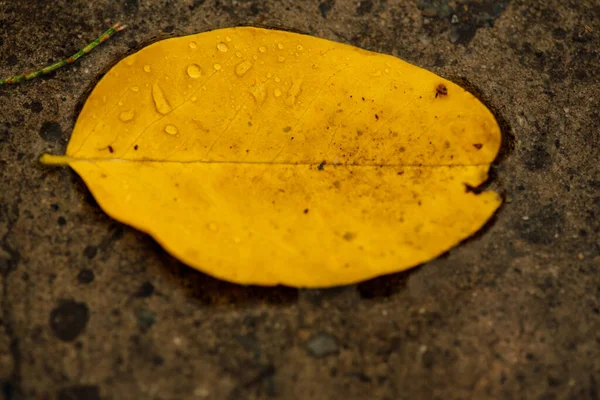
42, 27, 502, 287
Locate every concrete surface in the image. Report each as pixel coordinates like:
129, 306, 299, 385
0, 0, 599, 399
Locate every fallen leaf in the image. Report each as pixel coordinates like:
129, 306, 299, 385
41, 27, 502, 287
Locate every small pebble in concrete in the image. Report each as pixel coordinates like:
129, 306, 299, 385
307, 332, 338, 357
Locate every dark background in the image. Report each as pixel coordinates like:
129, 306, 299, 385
0, 0, 599, 399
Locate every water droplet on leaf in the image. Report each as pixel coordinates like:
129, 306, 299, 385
189, 42, 197, 49
258, 46, 267, 53
217, 42, 228, 52
164, 124, 178, 135
152, 83, 172, 115
119, 110, 135, 122
213, 63, 222, 70
235, 61, 253, 76
143, 65, 151, 73
186, 64, 203, 78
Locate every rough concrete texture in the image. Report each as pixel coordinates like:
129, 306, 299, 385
0, 0, 599, 399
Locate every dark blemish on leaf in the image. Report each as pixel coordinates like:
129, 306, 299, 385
135, 282, 155, 298
248, 121, 253, 126
57, 217, 66, 226
39, 121, 63, 143
357, 130, 363, 136
77, 269, 95, 284
108, 145, 114, 153
282, 126, 292, 132
318, 161, 326, 170
375, 114, 379, 120
362, 97, 365, 101
435, 84, 448, 98
58, 385, 100, 400
50, 300, 90, 342
83, 245, 97, 259
343, 232, 355, 241
397, 171, 404, 175
304, 209, 309, 214
134, 144, 139, 150
399, 146, 405, 153
464, 183, 480, 194
50, 204, 59, 211
473, 143, 483, 149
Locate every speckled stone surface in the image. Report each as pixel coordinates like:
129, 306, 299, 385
0, 1, 598, 399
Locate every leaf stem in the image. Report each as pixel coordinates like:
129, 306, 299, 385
0, 22, 126, 85
39, 154, 72, 166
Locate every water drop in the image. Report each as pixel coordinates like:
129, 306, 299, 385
143, 65, 151, 73
266, 72, 272, 78
130, 86, 140, 92
125, 57, 135, 66
277, 43, 284, 49
191, 96, 198, 102
119, 110, 135, 122
250, 84, 267, 104
274, 77, 281, 83
235, 52, 242, 58
252, 54, 258, 60
274, 88, 282, 97
235, 60, 253, 77
384, 68, 389, 74
286, 78, 303, 106
297, 45, 304, 51
186, 63, 203, 78
213, 63, 222, 70
207, 222, 219, 232
217, 42, 228, 52
152, 83, 172, 115
225, 36, 232, 42
164, 124, 178, 135
258, 46, 266, 53
189, 41, 197, 49
118, 101, 123, 106
277, 56, 285, 62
